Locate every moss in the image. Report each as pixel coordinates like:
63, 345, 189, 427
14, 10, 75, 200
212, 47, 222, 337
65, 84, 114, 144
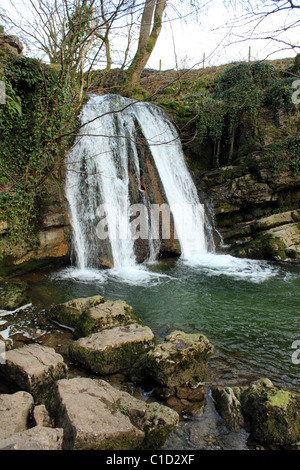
0, 280, 29, 310
94, 429, 144, 450
241, 379, 300, 445
268, 390, 291, 410
69, 331, 155, 376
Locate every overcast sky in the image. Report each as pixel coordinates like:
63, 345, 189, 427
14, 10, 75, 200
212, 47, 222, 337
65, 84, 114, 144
148, 0, 300, 70
1, 0, 299, 70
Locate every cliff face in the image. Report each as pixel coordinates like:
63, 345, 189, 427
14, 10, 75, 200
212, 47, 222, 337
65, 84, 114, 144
199, 162, 300, 261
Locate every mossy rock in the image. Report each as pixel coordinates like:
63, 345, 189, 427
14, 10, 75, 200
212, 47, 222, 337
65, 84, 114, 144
48, 295, 104, 336
241, 378, 300, 445
48, 297, 142, 338
0, 281, 30, 310
131, 330, 214, 397
69, 323, 156, 375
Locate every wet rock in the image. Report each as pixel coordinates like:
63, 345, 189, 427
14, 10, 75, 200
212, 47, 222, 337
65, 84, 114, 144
69, 323, 156, 375
0, 426, 63, 450
211, 386, 245, 432
49, 297, 142, 338
131, 330, 214, 397
0, 391, 34, 440
0, 281, 30, 311
1, 344, 68, 401
241, 378, 300, 445
49, 377, 179, 450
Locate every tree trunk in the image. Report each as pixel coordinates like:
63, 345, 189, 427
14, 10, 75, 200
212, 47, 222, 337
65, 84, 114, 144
124, 0, 167, 88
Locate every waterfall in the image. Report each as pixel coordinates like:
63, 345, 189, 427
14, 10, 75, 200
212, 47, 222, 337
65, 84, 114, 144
65, 94, 212, 270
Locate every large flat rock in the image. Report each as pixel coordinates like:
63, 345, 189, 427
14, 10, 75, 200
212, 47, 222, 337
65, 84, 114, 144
1, 344, 68, 401
69, 323, 156, 375
50, 377, 179, 450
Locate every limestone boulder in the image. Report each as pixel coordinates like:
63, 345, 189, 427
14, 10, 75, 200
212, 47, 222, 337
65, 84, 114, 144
49, 296, 141, 338
49, 377, 179, 450
48, 295, 104, 335
131, 330, 214, 397
211, 386, 245, 432
33, 404, 53, 427
0, 344, 68, 401
241, 378, 300, 445
0, 426, 63, 450
69, 323, 156, 375
0, 391, 34, 440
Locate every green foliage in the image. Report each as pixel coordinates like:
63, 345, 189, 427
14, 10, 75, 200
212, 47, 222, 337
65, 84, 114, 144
265, 77, 296, 113
265, 136, 300, 175
0, 55, 79, 250
193, 60, 298, 167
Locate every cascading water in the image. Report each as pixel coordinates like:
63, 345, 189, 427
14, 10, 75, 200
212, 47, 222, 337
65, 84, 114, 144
65, 94, 213, 272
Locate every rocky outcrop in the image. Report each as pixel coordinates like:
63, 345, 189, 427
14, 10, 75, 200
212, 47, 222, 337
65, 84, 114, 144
69, 323, 156, 375
223, 210, 300, 261
131, 330, 214, 398
200, 162, 300, 262
212, 378, 300, 445
0, 390, 63, 450
0, 344, 68, 401
0, 206, 70, 279
0, 34, 23, 55
49, 296, 142, 338
49, 377, 179, 450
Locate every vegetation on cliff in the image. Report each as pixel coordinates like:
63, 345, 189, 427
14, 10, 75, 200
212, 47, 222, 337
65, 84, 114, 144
0, 54, 79, 252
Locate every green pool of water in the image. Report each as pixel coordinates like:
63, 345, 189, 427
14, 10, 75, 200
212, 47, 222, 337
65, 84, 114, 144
14, 254, 299, 391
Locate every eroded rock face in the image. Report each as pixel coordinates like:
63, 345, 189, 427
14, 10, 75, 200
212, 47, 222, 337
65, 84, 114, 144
69, 323, 156, 375
200, 162, 300, 262
1, 344, 68, 401
0, 207, 70, 279
211, 386, 245, 433
49, 377, 179, 450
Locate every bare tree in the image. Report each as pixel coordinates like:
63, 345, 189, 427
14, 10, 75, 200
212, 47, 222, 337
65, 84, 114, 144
124, 0, 167, 86
228, 0, 300, 57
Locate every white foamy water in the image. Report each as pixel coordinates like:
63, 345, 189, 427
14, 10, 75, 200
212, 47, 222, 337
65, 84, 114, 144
181, 253, 278, 282
65, 94, 210, 270
64, 93, 276, 284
